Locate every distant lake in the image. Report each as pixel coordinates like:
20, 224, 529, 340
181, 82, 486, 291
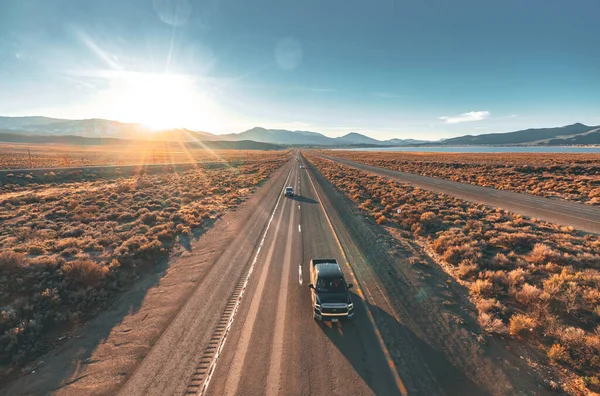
337, 146, 600, 154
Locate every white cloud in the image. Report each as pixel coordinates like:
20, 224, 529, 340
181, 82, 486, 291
439, 110, 490, 124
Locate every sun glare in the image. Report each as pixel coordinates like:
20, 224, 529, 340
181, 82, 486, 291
96, 71, 220, 130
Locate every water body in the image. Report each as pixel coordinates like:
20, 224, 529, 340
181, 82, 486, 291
338, 146, 600, 154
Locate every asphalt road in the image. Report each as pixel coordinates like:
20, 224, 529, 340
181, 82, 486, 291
320, 154, 600, 234
203, 160, 401, 396
118, 158, 402, 396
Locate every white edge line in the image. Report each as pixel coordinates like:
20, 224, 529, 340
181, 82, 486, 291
198, 162, 294, 396
303, 154, 408, 395
298, 265, 303, 285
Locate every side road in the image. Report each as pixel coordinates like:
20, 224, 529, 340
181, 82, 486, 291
320, 153, 600, 234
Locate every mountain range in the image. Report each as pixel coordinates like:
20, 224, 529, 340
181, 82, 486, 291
0, 116, 598, 147
438, 122, 600, 146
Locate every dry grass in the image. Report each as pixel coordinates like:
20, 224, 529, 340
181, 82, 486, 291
0, 154, 288, 366
325, 150, 600, 205
0, 143, 281, 169
306, 153, 600, 393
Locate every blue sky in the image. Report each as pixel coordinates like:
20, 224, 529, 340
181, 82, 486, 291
1, 0, 599, 139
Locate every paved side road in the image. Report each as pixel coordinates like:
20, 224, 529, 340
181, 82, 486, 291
320, 153, 600, 234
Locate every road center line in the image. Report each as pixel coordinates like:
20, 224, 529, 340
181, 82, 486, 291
298, 224, 301, 233
198, 162, 294, 396
266, 193, 297, 396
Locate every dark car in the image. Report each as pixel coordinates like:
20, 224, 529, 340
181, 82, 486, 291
308, 258, 354, 321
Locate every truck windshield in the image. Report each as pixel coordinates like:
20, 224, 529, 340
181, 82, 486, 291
316, 277, 346, 293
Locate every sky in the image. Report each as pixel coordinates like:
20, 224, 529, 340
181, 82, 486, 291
0, 0, 599, 140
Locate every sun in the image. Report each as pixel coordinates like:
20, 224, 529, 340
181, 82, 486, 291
96, 71, 219, 131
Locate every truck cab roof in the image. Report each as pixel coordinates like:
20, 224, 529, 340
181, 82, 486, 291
314, 263, 343, 278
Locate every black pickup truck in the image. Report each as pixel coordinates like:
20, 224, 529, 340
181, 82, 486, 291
308, 258, 355, 321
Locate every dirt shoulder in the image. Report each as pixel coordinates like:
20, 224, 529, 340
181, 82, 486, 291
1, 160, 292, 395
305, 154, 560, 396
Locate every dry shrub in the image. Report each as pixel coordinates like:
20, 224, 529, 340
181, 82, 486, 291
0, 250, 27, 272
29, 255, 63, 270
583, 376, 600, 392
376, 215, 387, 225
516, 283, 543, 306
507, 268, 526, 290
527, 243, 561, 265
470, 279, 493, 298
140, 211, 158, 225
494, 232, 536, 251
548, 343, 568, 364
115, 181, 133, 193
509, 313, 537, 338
416, 211, 443, 235
457, 260, 478, 279
479, 312, 508, 335
492, 252, 513, 268
593, 306, 600, 320
476, 298, 503, 314
62, 259, 108, 286
442, 243, 482, 266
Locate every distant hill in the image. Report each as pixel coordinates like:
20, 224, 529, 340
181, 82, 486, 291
220, 127, 429, 146
543, 127, 600, 145
0, 116, 217, 141
0, 132, 282, 150
2, 115, 596, 147
188, 140, 283, 150
220, 127, 334, 145
440, 123, 600, 146
335, 132, 383, 145
385, 138, 429, 145
0, 116, 432, 146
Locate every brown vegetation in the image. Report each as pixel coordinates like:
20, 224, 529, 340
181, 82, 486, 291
325, 150, 600, 205
0, 154, 287, 368
0, 143, 281, 170
306, 153, 600, 393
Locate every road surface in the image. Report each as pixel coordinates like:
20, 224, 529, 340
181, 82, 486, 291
118, 158, 403, 396
320, 153, 600, 234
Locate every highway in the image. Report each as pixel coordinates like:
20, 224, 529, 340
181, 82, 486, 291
118, 157, 403, 396
320, 153, 600, 234
3, 153, 551, 396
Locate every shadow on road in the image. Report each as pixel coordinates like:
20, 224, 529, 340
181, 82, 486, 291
316, 293, 487, 396
291, 195, 318, 204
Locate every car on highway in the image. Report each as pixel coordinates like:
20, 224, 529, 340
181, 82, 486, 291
308, 258, 354, 322
284, 186, 294, 197
299, 165, 305, 169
